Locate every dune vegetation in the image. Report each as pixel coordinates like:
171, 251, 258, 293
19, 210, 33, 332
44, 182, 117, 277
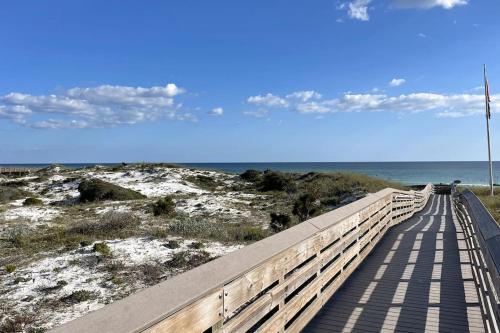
0, 163, 403, 331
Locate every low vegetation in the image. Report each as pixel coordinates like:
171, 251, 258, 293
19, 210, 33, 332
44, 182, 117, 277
462, 186, 500, 223
93, 242, 111, 256
241, 169, 406, 230
152, 196, 176, 216
168, 216, 268, 242
23, 197, 43, 206
4, 211, 141, 254
186, 174, 222, 191
240, 169, 262, 182
61, 290, 98, 304
258, 170, 296, 192
0, 186, 30, 203
78, 179, 145, 202
5, 264, 16, 273
269, 213, 293, 232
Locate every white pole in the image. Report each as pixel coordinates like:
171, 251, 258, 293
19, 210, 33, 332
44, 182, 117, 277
484, 65, 494, 196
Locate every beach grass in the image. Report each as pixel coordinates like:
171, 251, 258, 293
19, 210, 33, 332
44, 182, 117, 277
465, 187, 500, 224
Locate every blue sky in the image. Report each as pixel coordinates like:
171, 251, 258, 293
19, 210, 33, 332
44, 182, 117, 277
1, 0, 499, 163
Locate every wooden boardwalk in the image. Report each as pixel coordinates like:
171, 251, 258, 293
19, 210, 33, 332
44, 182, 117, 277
304, 195, 486, 333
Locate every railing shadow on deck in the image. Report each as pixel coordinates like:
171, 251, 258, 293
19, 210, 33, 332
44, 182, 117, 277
304, 195, 474, 333
50, 184, 433, 333
453, 187, 500, 333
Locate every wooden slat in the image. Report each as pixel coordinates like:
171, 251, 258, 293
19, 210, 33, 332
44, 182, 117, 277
304, 194, 488, 333
143, 289, 223, 333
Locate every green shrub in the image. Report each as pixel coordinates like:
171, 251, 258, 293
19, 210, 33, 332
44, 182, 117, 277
320, 196, 340, 207
165, 251, 212, 269
168, 218, 220, 238
300, 172, 404, 198
23, 197, 43, 206
0, 186, 30, 203
186, 175, 220, 191
61, 290, 98, 304
5, 264, 16, 273
168, 217, 268, 243
6, 227, 29, 248
240, 169, 262, 182
99, 211, 139, 232
78, 179, 145, 202
3, 180, 29, 187
153, 196, 176, 216
80, 240, 92, 247
259, 171, 295, 192
110, 275, 124, 285
70, 212, 139, 238
269, 213, 293, 232
293, 193, 319, 222
189, 241, 204, 249
232, 226, 267, 241
188, 250, 212, 267
165, 252, 189, 269
163, 240, 181, 249
467, 187, 500, 223
93, 242, 111, 256
0, 313, 36, 333
139, 263, 163, 285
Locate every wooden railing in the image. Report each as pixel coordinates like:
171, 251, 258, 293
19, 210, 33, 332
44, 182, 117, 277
453, 187, 500, 333
0, 167, 39, 175
50, 184, 433, 333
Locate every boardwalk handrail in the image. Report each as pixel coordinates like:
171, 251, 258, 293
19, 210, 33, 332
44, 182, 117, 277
50, 184, 433, 333
0, 167, 39, 174
453, 187, 500, 332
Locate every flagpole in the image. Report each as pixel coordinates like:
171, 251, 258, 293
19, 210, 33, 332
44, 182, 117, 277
484, 65, 494, 196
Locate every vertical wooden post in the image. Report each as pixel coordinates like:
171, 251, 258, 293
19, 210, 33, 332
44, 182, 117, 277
484, 65, 494, 197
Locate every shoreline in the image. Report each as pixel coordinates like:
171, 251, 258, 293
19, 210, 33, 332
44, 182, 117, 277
2, 161, 499, 186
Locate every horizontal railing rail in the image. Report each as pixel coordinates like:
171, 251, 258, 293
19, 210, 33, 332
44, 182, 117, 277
50, 184, 433, 333
453, 187, 500, 333
0, 167, 39, 174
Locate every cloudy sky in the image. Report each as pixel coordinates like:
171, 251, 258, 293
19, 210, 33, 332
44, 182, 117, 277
1, 0, 499, 162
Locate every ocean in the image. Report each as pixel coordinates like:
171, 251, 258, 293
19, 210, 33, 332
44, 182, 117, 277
1, 162, 499, 185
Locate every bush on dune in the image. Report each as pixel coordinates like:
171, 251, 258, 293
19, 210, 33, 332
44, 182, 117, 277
168, 216, 268, 242
293, 193, 319, 222
78, 179, 146, 202
70, 211, 140, 238
269, 213, 293, 232
298, 172, 404, 199
259, 170, 295, 192
240, 169, 262, 182
152, 196, 176, 216
0, 186, 30, 203
23, 197, 43, 206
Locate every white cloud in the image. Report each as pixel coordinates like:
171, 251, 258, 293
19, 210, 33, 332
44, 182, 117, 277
392, 0, 467, 9
339, 0, 466, 24
243, 90, 499, 118
30, 119, 89, 129
243, 109, 268, 118
208, 107, 224, 116
247, 93, 289, 107
0, 83, 196, 129
286, 90, 322, 102
436, 111, 471, 118
418, 32, 427, 38
389, 78, 406, 87
347, 0, 372, 21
